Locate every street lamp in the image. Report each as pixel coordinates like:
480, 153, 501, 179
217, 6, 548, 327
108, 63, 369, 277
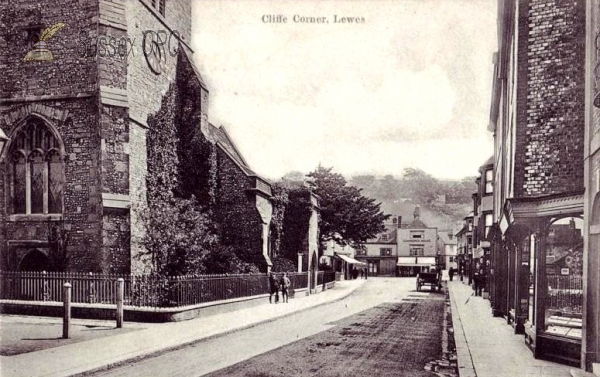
0, 127, 9, 160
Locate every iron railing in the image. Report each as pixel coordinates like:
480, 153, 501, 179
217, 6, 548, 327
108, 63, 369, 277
317, 270, 336, 286
546, 275, 583, 316
0, 271, 312, 308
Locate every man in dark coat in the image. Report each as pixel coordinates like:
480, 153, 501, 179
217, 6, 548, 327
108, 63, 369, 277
269, 272, 279, 304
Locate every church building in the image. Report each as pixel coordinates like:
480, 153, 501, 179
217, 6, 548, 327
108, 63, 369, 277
0, 0, 274, 274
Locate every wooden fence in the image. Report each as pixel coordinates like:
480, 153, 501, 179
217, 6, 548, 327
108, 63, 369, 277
0, 270, 330, 308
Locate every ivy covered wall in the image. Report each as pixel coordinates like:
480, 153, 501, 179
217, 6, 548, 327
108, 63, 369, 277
269, 184, 316, 271
142, 49, 273, 275
142, 51, 217, 276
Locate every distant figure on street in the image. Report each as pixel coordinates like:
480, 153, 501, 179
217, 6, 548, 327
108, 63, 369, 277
364, 267, 368, 279
449, 268, 455, 282
280, 272, 291, 303
360, 268, 364, 279
473, 267, 484, 296
269, 272, 279, 304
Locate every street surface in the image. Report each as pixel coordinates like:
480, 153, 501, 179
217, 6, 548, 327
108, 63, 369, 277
90, 277, 446, 377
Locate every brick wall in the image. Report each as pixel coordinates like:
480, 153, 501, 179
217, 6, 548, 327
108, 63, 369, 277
593, 2, 600, 138
514, 0, 586, 197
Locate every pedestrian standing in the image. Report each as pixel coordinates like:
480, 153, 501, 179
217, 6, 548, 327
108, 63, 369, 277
449, 267, 455, 282
269, 272, 279, 304
280, 272, 291, 303
360, 268, 364, 279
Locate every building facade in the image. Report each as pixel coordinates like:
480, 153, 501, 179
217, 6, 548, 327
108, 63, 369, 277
455, 213, 473, 282
437, 229, 457, 272
356, 216, 399, 276
472, 157, 494, 294
488, 0, 586, 366
583, 0, 600, 371
0, 0, 274, 274
396, 206, 438, 276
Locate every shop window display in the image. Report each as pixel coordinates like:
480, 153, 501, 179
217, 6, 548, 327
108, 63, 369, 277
543, 217, 583, 340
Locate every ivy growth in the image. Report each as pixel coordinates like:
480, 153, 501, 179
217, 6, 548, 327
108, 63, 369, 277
143, 68, 218, 276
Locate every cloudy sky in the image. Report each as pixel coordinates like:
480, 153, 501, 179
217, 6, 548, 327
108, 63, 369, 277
191, 1, 497, 181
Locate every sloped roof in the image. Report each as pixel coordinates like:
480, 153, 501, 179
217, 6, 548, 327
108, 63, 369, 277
366, 228, 397, 244
181, 47, 207, 89
207, 123, 256, 176
407, 218, 428, 229
438, 231, 457, 245
455, 225, 471, 237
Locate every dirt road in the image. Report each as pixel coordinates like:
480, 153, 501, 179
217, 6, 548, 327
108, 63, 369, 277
208, 294, 445, 377
90, 277, 446, 377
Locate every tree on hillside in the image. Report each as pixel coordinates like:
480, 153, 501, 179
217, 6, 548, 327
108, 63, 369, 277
281, 171, 306, 182
350, 174, 376, 190
445, 176, 478, 203
379, 174, 403, 201
403, 168, 442, 204
307, 166, 389, 248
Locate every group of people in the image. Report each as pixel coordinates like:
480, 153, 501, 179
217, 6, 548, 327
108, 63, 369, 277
351, 267, 368, 280
449, 263, 487, 296
268, 271, 291, 304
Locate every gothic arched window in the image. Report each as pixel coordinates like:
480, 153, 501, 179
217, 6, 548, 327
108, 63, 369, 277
8, 118, 63, 215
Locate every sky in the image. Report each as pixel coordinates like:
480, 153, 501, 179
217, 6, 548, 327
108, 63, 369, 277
191, 1, 498, 182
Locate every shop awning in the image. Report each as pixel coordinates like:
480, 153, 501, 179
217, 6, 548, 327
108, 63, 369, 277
397, 257, 417, 266
335, 254, 366, 265
397, 256, 437, 267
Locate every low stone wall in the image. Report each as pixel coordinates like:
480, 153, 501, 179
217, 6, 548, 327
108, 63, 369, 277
0, 286, 313, 323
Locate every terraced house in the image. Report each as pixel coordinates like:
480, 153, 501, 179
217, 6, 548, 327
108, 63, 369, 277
357, 216, 399, 276
396, 206, 438, 277
0, 0, 274, 274
485, 0, 600, 370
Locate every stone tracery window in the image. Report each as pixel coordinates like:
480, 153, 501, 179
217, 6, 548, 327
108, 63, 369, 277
8, 118, 63, 215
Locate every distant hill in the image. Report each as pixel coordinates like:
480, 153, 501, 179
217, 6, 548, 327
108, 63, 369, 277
349, 170, 476, 231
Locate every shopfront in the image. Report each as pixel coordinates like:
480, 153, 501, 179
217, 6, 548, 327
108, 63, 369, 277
396, 256, 437, 277
334, 253, 367, 280
503, 192, 584, 366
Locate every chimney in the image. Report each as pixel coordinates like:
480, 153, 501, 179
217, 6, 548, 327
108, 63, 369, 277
397, 216, 402, 228
414, 205, 420, 220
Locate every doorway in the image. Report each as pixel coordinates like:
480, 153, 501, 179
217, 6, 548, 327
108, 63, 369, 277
19, 249, 50, 272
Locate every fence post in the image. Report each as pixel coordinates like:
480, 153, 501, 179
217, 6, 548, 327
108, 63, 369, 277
116, 278, 124, 328
42, 271, 51, 301
88, 271, 97, 304
62, 282, 72, 339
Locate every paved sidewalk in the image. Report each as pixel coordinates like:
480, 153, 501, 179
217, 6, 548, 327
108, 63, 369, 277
0, 279, 366, 377
447, 280, 572, 377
